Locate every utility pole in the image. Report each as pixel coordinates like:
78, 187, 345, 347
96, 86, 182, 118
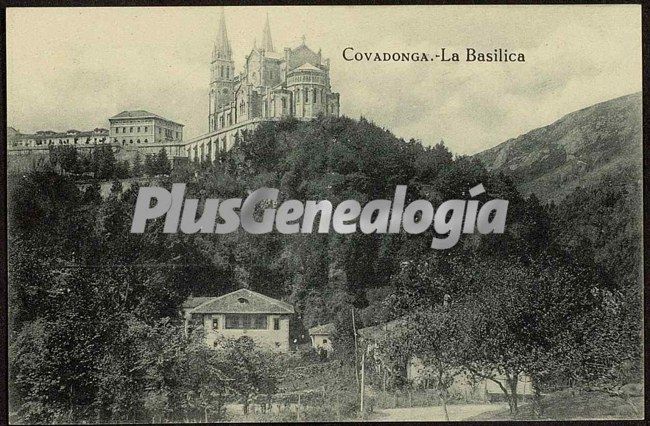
352, 307, 360, 388
360, 349, 366, 419
297, 392, 301, 421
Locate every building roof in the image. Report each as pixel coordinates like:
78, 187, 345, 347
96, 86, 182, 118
190, 288, 294, 315
291, 63, 323, 73
109, 110, 184, 126
181, 296, 215, 309
14, 129, 110, 139
309, 323, 336, 336
265, 51, 284, 60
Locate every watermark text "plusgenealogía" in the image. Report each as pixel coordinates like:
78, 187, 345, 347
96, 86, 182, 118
130, 184, 508, 250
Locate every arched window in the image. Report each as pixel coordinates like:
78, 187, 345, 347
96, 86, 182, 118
304, 89, 308, 103
313, 88, 317, 103
129, 139, 133, 144
144, 139, 148, 143
137, 139, 141, 144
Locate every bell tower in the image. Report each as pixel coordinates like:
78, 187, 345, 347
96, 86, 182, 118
209, 8, 235, 131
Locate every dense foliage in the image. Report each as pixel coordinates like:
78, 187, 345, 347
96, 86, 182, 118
8, 115, 642, 422
47, 145, 172, 179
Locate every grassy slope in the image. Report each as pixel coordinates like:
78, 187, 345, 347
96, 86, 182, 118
475, 92, 642, 203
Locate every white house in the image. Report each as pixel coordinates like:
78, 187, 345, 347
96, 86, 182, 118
308, 323, 335, 354
182, 289, 294, 352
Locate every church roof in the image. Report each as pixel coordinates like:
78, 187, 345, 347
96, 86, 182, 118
190, 288, 294, 315
264, 51, 284, 60
309, 323, 336, 336
291, 63, 323, 73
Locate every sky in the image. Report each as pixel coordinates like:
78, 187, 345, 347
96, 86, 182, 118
6, 5, 642, 155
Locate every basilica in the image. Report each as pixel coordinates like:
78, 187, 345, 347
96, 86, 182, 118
184, 10, 341, 162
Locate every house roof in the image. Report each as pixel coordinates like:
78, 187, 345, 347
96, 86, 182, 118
309, 323, 336, 336
190, 288, 294, 315
109, 110, 184, 126
181, 296, 215, 309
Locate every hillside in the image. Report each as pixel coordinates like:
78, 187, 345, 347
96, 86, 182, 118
475, 92, 642, 203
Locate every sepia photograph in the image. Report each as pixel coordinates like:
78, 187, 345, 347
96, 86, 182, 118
4, 4, 644, 423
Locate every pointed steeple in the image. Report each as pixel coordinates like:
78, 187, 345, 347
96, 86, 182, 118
213, 8, 232, 60
260, 12, 274, 52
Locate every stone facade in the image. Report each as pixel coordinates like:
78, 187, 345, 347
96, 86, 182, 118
184, 10, 341, 163
8, 110, 185, 162
109, 110, 185, 157
182, 289, 294, 352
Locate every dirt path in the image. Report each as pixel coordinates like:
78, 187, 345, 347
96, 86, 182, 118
374, 403, 509, 421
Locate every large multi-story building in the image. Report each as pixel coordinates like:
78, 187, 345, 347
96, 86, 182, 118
109, 110, 185, 157
184, 10, 340, 163
7, 127, 112, 155
8, 110, 184, 160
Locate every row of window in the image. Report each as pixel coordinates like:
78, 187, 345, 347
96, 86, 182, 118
218, 64, 232, 79
115, 126, 148, 134
18, 137, 107, 147
290, 75, 324, 83
295, 87, 325, 104
211, 314, 281, 331
116, 138, 148, 144
113, 126, 181, 139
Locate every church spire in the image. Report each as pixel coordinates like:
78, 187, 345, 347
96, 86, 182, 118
260, 12, 274, 52
213, 7, 232, 60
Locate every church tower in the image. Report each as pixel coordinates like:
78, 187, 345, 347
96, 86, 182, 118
209, 9, 235, 131
260, 13, 274, 52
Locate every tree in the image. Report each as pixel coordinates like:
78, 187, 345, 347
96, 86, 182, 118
115, 160, 130, 179
93, 146, 117, 180
49, 145, 78, 174
131, 151, 143, 177
155, 148, 172, 176
387, 308, 463, 420
143, 154, 155, 176
217, 336, 278, 415
451, 256, 601, 415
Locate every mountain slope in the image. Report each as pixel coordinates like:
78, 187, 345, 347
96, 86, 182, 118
475, 92, 642, 203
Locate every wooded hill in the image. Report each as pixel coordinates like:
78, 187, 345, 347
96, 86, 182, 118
7, 112, 642, 422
